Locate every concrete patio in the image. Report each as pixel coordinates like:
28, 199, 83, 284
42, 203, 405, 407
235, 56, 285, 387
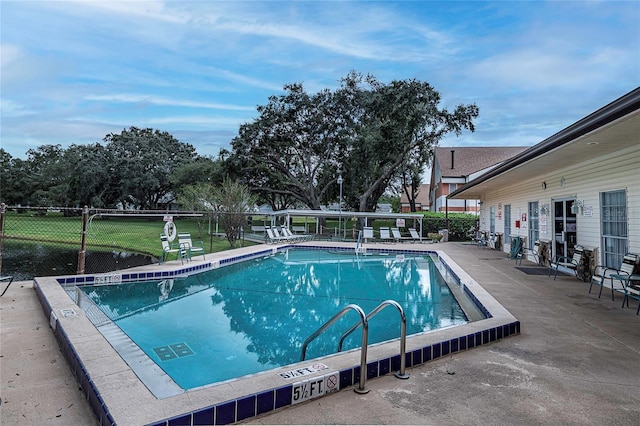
1, 242, 639, 425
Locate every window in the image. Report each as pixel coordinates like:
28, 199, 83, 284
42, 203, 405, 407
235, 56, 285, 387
601, 190, 627, 267
528, 202, 539, 251
448, 183, 457, 193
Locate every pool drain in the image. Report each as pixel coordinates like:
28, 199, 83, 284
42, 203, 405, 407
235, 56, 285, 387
153, 343, 194, 361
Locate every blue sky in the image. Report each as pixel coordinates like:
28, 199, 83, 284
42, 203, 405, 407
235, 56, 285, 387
2, 1, 639, 166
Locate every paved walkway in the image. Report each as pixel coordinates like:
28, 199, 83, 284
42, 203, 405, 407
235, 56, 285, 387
2, 242, 640, 425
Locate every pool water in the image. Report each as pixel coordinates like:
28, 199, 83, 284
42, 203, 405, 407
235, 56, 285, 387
81, 249, 470, 389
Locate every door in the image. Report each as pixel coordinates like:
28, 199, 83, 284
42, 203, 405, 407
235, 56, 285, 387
553, 198, 577, 259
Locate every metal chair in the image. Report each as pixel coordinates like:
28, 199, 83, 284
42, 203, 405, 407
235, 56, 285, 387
548, 246, 584, 280
160, 234, 185, 264
177, 232, 206, 261
589, 253, 639, 300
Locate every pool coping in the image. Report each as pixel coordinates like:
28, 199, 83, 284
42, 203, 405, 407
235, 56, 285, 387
33, 241, 520, 425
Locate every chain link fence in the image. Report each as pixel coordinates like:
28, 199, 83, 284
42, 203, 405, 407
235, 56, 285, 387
0, 204, 239, 280
0, 203, 477, 280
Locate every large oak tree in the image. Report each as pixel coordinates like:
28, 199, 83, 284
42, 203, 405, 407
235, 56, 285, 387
229, 71, 479, 212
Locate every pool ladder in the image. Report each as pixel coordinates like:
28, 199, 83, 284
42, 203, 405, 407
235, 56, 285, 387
355, 230, 366, 254
300, 300, 409, 394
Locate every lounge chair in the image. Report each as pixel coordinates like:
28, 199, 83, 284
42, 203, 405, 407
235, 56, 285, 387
408, 228, 422, 243
589, 253, 640, 300
379, 227, 392, 243
177, 232, 205, 261
391, 227, 404, 243
548, 245, 584, 280
363, 226, 374, 242
280, 227, 310, 242
0, 276, 14, 297
160, 234, 186, 264
266, 227, 287, 243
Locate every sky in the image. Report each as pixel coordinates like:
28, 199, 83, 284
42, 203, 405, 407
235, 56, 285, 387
2, 1, 639, 170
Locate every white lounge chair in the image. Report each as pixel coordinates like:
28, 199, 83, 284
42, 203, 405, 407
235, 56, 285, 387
363, 227, 374, 242
266, 227, 287, 243
408, 228, 422, 242
391, 227, 404, 243
379, 227, 392, 243
280, 227, 310, 242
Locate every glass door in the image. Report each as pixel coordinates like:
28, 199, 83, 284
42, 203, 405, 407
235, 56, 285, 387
553, 199, 577, 259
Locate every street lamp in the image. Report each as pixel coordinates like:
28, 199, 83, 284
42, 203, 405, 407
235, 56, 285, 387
337, 173, 343, 240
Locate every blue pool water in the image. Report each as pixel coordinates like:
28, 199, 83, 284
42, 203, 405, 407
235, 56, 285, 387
81, 249, 471, 389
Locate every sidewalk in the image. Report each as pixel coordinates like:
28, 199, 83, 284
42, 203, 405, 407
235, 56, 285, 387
2, 242, 640, 425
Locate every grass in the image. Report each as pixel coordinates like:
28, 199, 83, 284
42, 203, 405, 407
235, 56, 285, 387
2, 211, 257, 257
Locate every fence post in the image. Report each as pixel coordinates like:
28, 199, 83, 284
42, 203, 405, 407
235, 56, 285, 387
77, 206, 89, 274
0, 203, 5, 275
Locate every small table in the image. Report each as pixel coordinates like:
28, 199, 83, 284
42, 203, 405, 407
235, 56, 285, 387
611, 273, 640, 315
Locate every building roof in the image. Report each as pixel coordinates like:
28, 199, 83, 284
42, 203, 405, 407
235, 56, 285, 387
448, 87, 640, 200
400, 184, 430, 206
435, 146, 529, 177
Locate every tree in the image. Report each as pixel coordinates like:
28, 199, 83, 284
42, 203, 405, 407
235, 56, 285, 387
230, 83, 349, 211
211, 179, 257, 248
228, 72, 478, 214
64, 143, 116, 208
104, 127, 198, 209
0, 149, 29, 206
23, 144, 71, 206
338, 72, 478, 212
170, 155, 224, 191
178, 183, 216, 237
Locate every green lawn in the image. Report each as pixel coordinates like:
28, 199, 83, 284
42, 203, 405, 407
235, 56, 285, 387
2, 212, 257, 257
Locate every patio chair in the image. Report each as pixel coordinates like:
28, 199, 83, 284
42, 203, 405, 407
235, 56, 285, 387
509, 236, 524, 260
408, 228, 422, 243
474, 231, 488, 248
266, 227, 287, 243
160, 234, 185, 264
621, 273, 640, 315
391, 227, 404, 243
363, 226, 374, 242
517, 240, 542, 266
177, 232, 205, 261
589, 253, 640, 301
548, 245, 584, 280
281, 227, 310, 242
379, 227, 392, 243
0, 276, 15, 297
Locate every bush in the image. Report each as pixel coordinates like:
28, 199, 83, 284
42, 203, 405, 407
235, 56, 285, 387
420, 212, 478, 241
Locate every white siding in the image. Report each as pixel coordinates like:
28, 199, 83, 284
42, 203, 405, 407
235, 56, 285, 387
478, 145, 640, 260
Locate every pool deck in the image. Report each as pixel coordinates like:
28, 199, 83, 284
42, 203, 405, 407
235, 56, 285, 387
2, 241, 640, 425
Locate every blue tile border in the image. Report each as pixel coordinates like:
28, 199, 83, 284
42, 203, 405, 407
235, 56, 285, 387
36, 245, 520, 425
143, 319, 521, 425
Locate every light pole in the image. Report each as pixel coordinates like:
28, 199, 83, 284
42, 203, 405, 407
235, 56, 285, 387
337, 173, 343, 240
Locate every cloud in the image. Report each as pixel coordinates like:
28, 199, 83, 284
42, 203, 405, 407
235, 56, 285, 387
84, 94, 255, 112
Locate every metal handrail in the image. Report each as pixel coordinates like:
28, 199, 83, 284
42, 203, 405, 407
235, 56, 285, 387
338, 300, 409, 379
300, 304, 369, 394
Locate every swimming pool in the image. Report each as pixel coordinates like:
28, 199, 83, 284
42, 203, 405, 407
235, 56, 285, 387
34, 242, 520, 425
77, 249, 479, 389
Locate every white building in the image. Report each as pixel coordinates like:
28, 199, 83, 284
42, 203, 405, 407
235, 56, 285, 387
448, 87, 640, 270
